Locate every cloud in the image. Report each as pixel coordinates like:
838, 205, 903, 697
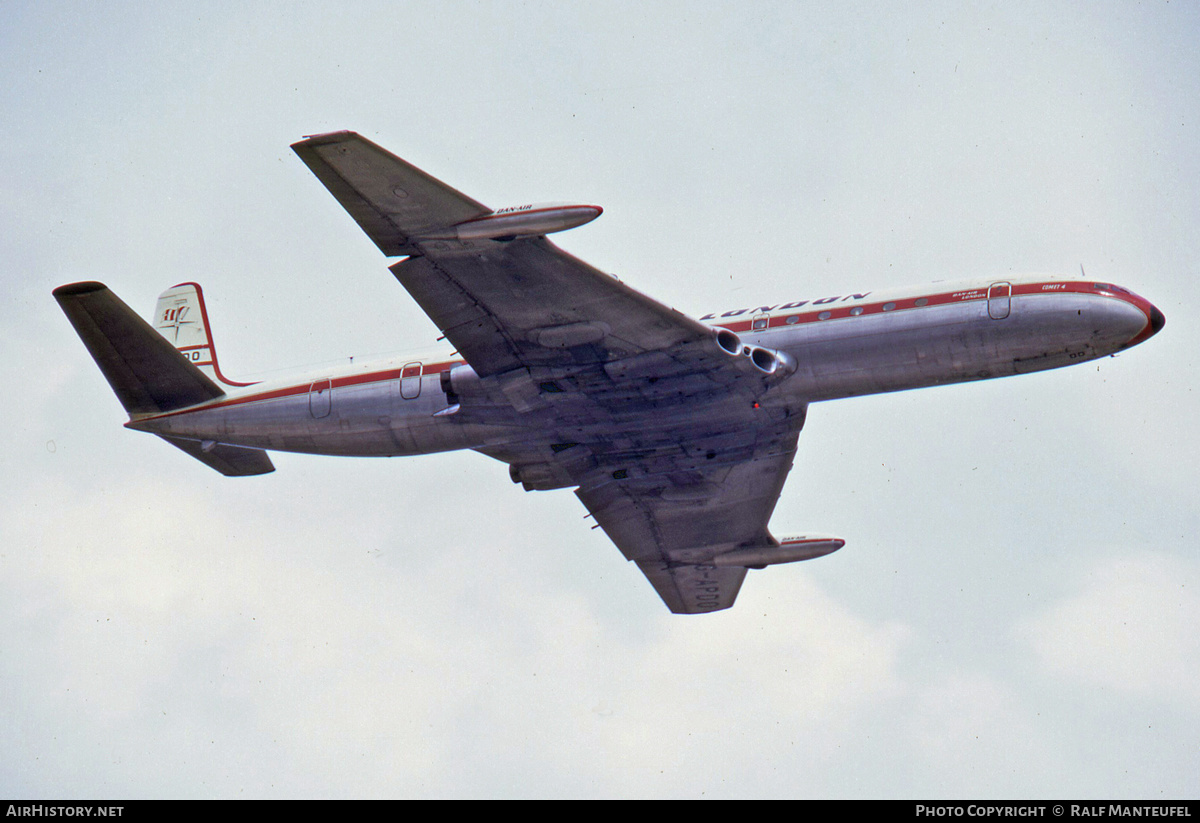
0, 464, 915, 797
1019, 553, 1200, 706
901, 671, 1064, 797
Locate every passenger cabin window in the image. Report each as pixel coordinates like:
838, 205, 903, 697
882, 302, 896, 311
818, 311, 832, 320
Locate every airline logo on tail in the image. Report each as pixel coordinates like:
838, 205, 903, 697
158, 305, 194, 341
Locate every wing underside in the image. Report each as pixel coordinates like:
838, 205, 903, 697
390, 242, 712, 378
575, 431, 799, 613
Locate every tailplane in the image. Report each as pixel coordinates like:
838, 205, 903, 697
54, 282, 225, 416
54, 281, 274, 476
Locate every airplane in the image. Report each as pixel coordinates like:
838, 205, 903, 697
54, 131, 1166, 614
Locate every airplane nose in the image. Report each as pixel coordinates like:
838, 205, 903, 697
1113, 297, 1165, 351
1149, 304, 1166, 337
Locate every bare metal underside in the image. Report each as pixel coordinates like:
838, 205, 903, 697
54, 132, 1165, 613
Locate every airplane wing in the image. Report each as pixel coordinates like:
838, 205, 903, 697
292, 131, 716, 377
293, 131, 806, 613
576, 428, 800, 613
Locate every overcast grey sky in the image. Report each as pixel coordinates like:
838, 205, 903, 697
3, 1, 1197, 798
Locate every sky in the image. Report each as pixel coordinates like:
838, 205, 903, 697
3, 0, 1198, 799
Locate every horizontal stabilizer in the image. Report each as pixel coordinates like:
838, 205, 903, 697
158, 435, 275, 477
53, 282, 225, 416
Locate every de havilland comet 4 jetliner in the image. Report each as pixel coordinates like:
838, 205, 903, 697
54, 131, 1165, 614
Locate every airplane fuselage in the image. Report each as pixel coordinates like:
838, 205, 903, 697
127, 273, 1163, 465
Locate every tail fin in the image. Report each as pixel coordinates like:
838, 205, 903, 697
152, 282, 253, 387
54, 281, 225, 416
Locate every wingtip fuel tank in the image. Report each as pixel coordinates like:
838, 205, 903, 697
448, 202, 602, 241
712, 536, 845, 568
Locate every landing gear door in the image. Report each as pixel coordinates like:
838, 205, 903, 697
988, 281, 1012, 319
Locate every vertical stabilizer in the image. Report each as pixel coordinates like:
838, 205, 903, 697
153, 283, 253, 387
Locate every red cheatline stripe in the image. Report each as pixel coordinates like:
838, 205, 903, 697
138, 358, 464, 420
715, 280, 1156, 336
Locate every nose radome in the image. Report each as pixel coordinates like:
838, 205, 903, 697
1114, 297, 1165, 351
1149, 304, 1166, 336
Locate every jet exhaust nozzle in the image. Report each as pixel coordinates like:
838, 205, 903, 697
713, 329, 796, 379
715, 328, 741, 356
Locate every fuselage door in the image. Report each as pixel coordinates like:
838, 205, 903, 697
987, 281, 1012, 319
400, 361, 423, 399
309, 378, 332, 418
